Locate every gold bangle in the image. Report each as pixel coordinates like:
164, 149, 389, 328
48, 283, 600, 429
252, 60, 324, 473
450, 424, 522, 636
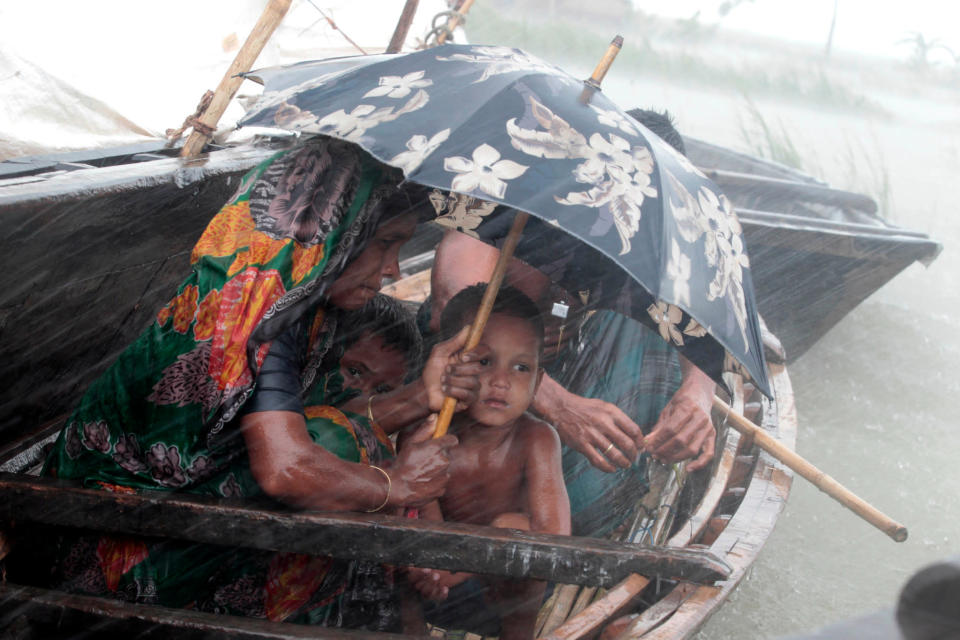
366, 464, 391, 513
367, 394, 378, 425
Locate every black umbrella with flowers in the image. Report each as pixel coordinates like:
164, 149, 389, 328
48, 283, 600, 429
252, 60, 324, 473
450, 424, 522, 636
239, 43, 768, 396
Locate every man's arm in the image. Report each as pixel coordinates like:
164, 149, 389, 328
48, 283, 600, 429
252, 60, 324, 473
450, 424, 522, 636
532, 373, 642, 472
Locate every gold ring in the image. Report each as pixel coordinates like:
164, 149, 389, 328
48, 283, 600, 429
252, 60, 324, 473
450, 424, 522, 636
602, 443, 615, 456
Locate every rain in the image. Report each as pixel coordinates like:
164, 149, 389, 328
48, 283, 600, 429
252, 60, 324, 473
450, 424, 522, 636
0, 0, 957, 638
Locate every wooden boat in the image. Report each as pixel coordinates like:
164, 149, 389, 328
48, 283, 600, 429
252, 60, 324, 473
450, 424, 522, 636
0, 129, 914, 636
0, 302, 795, 638
0, 130, 937, 447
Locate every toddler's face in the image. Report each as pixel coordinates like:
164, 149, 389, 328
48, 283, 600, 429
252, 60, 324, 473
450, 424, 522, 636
340, 332, 407, 402
467, 313, 542, 428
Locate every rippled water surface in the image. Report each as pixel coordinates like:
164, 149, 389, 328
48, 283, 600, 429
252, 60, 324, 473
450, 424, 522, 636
598, 59, 960, 640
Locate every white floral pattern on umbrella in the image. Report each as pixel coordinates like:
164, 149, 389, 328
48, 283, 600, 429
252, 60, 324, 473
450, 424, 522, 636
363, 70, 433, 99
314, 89, 429, 142
647, 301, 684, 346
667, 168, 751, 348
436, 45, 572, 85
590, 104, 639, 137
443, 143, 528, 199
508, 96, 657, 255
666, 238, 692, 308
428, 190, 498, 238
390, 129, 451, 174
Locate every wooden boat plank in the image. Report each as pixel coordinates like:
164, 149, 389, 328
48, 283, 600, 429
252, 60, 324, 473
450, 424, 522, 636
0, 473, 731, 587
637, 363, 797, 638
540, 574, 650, 640
0, 583, 410, 639
703, 168, 878, 214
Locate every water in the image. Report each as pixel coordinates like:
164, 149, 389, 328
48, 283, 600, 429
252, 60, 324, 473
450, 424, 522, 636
594, 51, 960, 640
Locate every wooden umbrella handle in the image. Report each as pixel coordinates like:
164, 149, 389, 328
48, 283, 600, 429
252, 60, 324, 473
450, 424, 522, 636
433, 212, 530, 437
713, 396, 908, 542
180, 0, 292, 159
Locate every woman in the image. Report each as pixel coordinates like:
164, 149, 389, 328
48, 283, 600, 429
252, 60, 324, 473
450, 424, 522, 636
40, 137, 479, 629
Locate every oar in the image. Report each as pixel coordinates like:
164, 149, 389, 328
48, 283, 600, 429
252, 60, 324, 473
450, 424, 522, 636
432, 212, 529, 437
180, 0, 292, 159
713, 396, 908, 542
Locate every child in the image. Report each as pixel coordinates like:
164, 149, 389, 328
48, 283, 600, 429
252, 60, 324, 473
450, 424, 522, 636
332, 293, 423, 403
408, 284, 571, 640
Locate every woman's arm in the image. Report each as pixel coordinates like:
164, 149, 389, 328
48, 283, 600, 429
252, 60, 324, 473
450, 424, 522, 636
243, 411, 457, 511
342, 326, 489, 434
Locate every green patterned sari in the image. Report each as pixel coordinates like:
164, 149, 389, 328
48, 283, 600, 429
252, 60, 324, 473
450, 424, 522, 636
40, 138, 405, 630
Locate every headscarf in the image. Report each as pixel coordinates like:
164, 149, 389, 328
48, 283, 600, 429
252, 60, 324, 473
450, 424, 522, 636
45, 136, 408, 495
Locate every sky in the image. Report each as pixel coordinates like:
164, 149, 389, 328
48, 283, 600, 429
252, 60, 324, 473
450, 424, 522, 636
636, 0, 960, 62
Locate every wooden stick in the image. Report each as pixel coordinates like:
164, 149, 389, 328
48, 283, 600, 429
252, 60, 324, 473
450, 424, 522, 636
579, 35, 622, 104
436, 0, 476, 45
387, 0, 421, 53
180, 0, 292, 159
0, 473, 730, 586
433, 212, 530, 437
712, 396, 908, 542
587, 35, 623, 87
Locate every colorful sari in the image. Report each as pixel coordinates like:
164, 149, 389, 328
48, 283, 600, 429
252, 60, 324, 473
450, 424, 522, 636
39, 137, 405, 630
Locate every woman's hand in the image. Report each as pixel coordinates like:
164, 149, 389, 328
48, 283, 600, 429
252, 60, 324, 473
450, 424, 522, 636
387, 416, 458, 508
533, 374, 641, 473
421, 326, 489, 413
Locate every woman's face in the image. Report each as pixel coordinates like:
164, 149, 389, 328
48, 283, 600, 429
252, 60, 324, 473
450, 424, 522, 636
327, 212, 417, 310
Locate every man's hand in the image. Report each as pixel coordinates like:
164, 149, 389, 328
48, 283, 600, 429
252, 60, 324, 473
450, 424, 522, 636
533, 374, 641, 472
643, 363, 716, 471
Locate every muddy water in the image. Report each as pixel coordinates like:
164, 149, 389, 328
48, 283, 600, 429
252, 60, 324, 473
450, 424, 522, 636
592, 69, 960, 637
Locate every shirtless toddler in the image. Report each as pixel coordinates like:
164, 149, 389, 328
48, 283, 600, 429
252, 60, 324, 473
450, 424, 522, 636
408, 284, 571, 640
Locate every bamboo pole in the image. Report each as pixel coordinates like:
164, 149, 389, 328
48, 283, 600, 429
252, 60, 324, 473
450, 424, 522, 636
579, 35, 622, 104
432, 212, 530, 437
713, 396, 908, 542
180, 0, 292, 159
436, 0, 476, 45
387, 0, 421, 53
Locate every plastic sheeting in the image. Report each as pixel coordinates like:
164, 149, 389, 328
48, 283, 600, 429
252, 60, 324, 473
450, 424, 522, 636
0, 0, 456, 160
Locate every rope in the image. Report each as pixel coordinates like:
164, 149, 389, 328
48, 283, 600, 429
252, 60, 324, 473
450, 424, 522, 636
165, 90, 215, 146
421, 10, 464, 48
305, 0, 368, 55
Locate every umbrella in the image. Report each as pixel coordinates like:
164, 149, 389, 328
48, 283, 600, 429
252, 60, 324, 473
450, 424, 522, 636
238, 44, 770, 397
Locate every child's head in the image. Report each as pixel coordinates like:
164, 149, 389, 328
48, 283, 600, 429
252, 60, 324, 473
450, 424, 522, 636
440, 284, 545, 427
336, 294, 422, 400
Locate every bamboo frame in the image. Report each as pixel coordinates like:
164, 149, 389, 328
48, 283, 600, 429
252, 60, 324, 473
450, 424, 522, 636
180, 0, 292, 159
432, 212, 530, 437
713, 396, 908, 542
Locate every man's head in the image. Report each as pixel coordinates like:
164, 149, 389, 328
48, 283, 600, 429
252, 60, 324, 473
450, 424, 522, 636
337, 294, 422, 400
626, 108, 685, 155
440, 284, 545, 427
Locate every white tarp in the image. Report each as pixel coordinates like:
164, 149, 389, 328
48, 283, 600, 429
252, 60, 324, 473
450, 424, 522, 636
0, 0, 455, 161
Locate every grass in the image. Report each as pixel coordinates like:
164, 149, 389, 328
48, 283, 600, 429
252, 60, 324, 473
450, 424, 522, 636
736, 100, 894, 218
466, 4, 886, 114
737, 98, 806, 170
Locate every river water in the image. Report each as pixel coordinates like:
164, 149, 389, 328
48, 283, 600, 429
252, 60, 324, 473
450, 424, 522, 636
592, 56, 960, 638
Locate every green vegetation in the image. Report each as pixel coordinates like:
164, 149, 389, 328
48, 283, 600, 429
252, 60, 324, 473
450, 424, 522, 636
737, 100, 893, 218
466, 4, 885, 113
737, 99, 805, 170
